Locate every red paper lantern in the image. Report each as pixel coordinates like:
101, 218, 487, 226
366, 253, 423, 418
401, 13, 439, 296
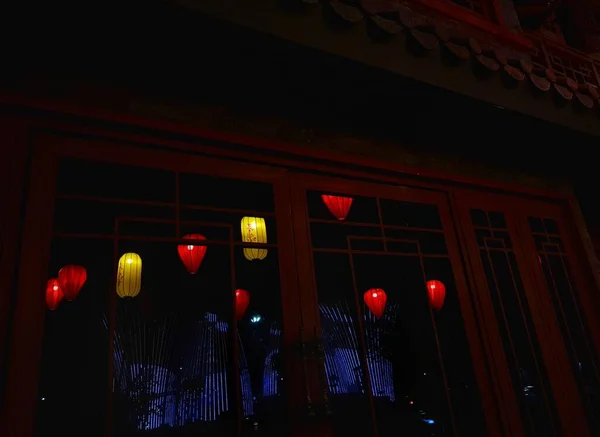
427, 280, 446, 311
58, 265, 87, 301
321, 195, 354, 221
235, 289, 250, 321
364, 288, 387, 318
46, 278, 64, 310
178, 234, 208, 274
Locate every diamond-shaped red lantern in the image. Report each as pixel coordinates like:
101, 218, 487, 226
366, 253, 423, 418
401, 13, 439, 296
321, 195, 354, 221
177, 234, 208, 274
427, 280, 446, 311
58, 265, 87, 301
235, 289, 250, 321
46, 278, 64, 310
364, 288, 387, 318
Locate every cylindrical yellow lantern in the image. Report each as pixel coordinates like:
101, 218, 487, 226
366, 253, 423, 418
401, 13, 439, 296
116, 253, 142, 298
240, 216, 268, 261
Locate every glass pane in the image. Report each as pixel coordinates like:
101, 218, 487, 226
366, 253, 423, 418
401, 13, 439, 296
529, 216, 600, 433
112, 241, 237, 435
34, 239, 111, 437
315, 252, 372, 436
310, 190, 486, 436
111, 244, 285, 435
235, 246, 286, 432
470, 209, 560, 436
38, 158, 286, 436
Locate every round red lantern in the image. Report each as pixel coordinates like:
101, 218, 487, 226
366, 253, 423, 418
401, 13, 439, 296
58, 265, 87, 301
364, 288, 387, 318
46, 278, 64, 310
427, 280, 446, 311
235, 289, 250, 321
177, 234, 208, 274
321, 195, 354, 221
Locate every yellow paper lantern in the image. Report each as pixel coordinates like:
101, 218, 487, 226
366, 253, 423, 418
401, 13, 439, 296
240, 216, 268, 261
116, 253, 142, 298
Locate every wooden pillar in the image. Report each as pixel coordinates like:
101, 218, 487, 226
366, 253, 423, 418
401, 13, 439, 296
0, 113, 30, 388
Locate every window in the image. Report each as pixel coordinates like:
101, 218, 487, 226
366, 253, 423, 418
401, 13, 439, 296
529, 217, 600, 434
6, 135, 598, 437
303, 188, 486, 436
35, 158, 286, 435
470, 209, 559, 436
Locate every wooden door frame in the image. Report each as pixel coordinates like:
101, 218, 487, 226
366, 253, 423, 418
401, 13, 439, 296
0, 108, 599, 437
0, 133, 303, 437
0, 116, 30, 387
452, 189, 590, 437
288, 172, 506, 437
510, 199, 600, 372
0, 96, 569, 201
512, 196, 600, 433
456, 190, 600, 377
558, 203, 600, 358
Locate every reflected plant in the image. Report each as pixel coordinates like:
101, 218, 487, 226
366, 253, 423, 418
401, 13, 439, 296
178, 375, 205, 392
130, 369, 165, 430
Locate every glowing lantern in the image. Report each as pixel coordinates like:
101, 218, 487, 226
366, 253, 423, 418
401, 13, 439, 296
321, 195, 354, 221
364, 288, 387, 318
427, 280, 446, 311
116, 253, 142, 298
46, 279, 64, 310
240, 217, 268, 261
58, 265, 87, 301
177, 234, 207, 274
235, 289, 250, 320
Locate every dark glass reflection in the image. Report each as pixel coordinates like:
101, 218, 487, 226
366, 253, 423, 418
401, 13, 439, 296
315, 255, 484, 436
35, 239, 111, 437
36, 159, 285, 437
110, 245, 284, 435
109, 241, 237, 435
310, 191, 485, 437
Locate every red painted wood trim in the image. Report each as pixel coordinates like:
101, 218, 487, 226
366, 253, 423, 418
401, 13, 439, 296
452, 191, 526, 437
563, 199, 600, 377
453, 190, 591, 436
513, 211, 590, 437
0, 142, 58, 437
414, 0, 533, 49
270, 172, 313, 432
0, 94, 566, 200
0, 119, 29, 382
448, 191, 515, 435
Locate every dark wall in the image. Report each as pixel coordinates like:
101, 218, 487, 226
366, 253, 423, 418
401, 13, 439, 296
2, 1, 596, 216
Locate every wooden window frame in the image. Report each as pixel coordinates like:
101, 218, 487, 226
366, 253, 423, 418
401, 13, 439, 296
453, 190, 598, 437
0, 133, 304, 437
0, 106, 598, 436
288, 173, 505, 437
